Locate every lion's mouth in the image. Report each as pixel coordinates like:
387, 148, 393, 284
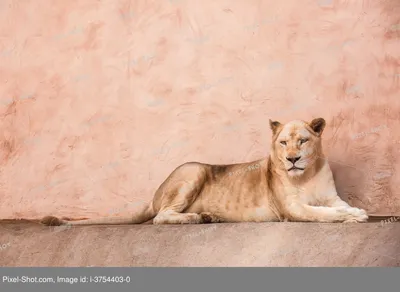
288, 166, 305, 171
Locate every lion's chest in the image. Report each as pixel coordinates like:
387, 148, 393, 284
282, 184, 321, 205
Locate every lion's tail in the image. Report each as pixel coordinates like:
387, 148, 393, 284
41, 203, 156, 226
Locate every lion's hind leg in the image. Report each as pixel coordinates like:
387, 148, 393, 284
153, 210, 200, 225
153, 163, 209, 225
199, 212, 222, 223
153, 211, 221, 225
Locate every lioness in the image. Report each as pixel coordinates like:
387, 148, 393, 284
42, 118, 368, 227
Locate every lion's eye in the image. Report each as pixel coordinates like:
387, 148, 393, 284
280, 141, 287, 146
300, 139, 308, 144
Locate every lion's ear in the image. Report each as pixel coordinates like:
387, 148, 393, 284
269, 119, 282, 135
309, 118, 326, 136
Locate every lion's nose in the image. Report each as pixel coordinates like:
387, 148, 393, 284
286, 156, 301, 164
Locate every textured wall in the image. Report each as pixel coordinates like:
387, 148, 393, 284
0, 0, 399, 219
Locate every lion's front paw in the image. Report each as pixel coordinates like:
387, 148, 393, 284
338, 207, 368, 223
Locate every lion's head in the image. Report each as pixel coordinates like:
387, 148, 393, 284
269, 118, 326, 177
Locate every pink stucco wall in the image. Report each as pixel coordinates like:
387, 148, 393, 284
0, 0, 399, 219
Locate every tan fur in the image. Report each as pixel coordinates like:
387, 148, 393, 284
41, 118, 368, 227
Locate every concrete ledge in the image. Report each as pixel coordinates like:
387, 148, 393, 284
0, 221, 399, 267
